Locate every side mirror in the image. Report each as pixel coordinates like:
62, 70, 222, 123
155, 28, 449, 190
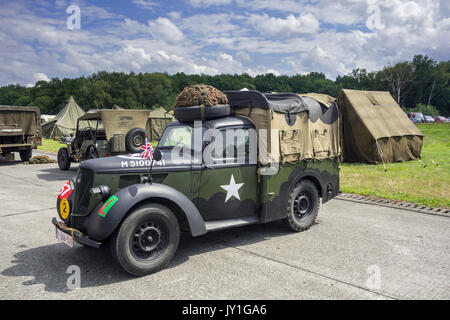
153, 149, 162, 161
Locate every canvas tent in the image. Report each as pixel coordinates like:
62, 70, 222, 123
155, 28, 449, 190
148, 107, 174, 140
337, 89, 423, 163
226, 90, 341, 164
42, 96, 85, 139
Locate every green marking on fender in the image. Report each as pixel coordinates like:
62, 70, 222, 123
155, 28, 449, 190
98, 195, 118, 217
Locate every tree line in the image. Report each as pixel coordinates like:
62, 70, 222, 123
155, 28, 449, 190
0, 54, 448, 116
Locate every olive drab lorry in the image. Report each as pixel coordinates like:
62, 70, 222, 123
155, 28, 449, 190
52, 90, 341, 276
0, 105, 42, 161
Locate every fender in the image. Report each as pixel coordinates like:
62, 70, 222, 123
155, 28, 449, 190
293, 169, 326, 199
294, 168, 339, 203
260, 167, 331, 223
82, 183, 207, 241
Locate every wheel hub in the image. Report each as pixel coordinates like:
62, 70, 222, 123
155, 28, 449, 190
131, 221, 166, 260
294, 193, 310, 219
137, 226, 161, 252
133, 135, 143, 146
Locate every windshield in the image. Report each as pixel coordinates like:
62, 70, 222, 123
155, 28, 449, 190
158, 125, 193, 149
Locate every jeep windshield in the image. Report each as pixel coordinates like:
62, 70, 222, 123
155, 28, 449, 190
158, 125, 193, 149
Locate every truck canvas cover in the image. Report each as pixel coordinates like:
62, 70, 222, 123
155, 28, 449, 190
0, 105, 41, 137
0, 106, 41, 136
225, 90, 341, 163
337, 89, 423, 163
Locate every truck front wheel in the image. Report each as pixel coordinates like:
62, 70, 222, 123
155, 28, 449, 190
110, 203, 180, 276
19, 149, 32, 162
285, 179, 319, 232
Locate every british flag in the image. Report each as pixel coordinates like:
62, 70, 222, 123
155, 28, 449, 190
139, 136, 154, 160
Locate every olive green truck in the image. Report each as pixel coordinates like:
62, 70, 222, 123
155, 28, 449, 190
0, 105, 42, 161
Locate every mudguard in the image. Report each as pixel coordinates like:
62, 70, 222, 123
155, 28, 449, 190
82, 183, 207, 241
294, 169, 338, 203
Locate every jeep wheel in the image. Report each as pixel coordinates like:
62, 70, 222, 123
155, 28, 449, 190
110, 203, 180, 276
19, 149, 32, 162
84, 145, 98, 160
57, 148, 71, 170
125, 128, 146, 153
285, 179, 319, 232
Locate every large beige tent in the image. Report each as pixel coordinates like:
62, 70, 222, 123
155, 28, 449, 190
42, 96, 85, 138
149, 107, 174, 140
337, 89, 423, 163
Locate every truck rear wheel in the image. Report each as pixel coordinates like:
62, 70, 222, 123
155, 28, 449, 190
19, 149, 32, 162
57, 147, 71, 170
285, 179, 319, 232
110, 203, 180, 276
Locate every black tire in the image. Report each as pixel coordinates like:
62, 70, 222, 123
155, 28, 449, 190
125, 128, 146, 153
174, 104, 230, 121
19, 149, 32, 162
285, 179, 320, 232
84, 145, 98, 160
57, 147, 71, 170
110, 203, 180, 276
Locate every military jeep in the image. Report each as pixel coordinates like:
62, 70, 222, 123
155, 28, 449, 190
57, 109, 151, 170
52, 91, 340, 276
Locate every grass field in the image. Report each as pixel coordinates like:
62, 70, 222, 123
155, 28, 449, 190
38, 138, 62, 153
341, 123, 450, 208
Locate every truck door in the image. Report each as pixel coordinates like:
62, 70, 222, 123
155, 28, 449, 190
195, 126, 258, 221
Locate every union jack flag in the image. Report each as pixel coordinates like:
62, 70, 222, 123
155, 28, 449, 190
139, 136, 154, 160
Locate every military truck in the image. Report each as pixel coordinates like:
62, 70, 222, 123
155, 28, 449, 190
0, 105, 42, 162
57, 109, 151, 170
52, 91, 341, 276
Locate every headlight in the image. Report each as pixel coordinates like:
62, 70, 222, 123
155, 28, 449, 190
89, 185, 111, 200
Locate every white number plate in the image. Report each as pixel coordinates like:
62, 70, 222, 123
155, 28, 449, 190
56, 227, 74, 248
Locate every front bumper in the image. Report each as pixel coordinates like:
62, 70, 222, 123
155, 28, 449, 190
52, 217, 102, 248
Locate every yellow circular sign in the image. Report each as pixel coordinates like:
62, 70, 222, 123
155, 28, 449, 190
59, 198, 70, 220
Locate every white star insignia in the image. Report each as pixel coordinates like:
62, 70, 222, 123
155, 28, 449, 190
220, 174, 244, 202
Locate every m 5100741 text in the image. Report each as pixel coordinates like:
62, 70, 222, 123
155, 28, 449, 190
52, 91, 341, 276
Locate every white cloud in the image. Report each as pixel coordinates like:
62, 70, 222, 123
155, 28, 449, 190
133, 0, 157, 10
148, 17, 184, 44
189, 0, 233, 7
249, 13, 320, 38
26, 73, 50, 87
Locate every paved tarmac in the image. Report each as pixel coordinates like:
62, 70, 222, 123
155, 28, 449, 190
0, 153, 448, 299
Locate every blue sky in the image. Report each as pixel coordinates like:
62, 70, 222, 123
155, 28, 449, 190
1, 0, 449, 86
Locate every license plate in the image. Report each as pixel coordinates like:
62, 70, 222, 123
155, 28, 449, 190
56, 227, 74, 248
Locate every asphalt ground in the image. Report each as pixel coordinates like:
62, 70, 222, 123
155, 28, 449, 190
0, 152, 449, 299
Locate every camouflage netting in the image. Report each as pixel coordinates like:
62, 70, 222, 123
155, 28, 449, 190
174, 84, 228, 107
24, 155, 57, 164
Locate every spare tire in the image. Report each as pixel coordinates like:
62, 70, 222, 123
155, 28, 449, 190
174, 104, 230, 122
126, 128, 147, 153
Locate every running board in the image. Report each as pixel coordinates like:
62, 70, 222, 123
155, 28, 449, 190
205, 216, 258, 232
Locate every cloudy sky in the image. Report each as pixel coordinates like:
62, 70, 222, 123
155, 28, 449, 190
1, 0, 449, 86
